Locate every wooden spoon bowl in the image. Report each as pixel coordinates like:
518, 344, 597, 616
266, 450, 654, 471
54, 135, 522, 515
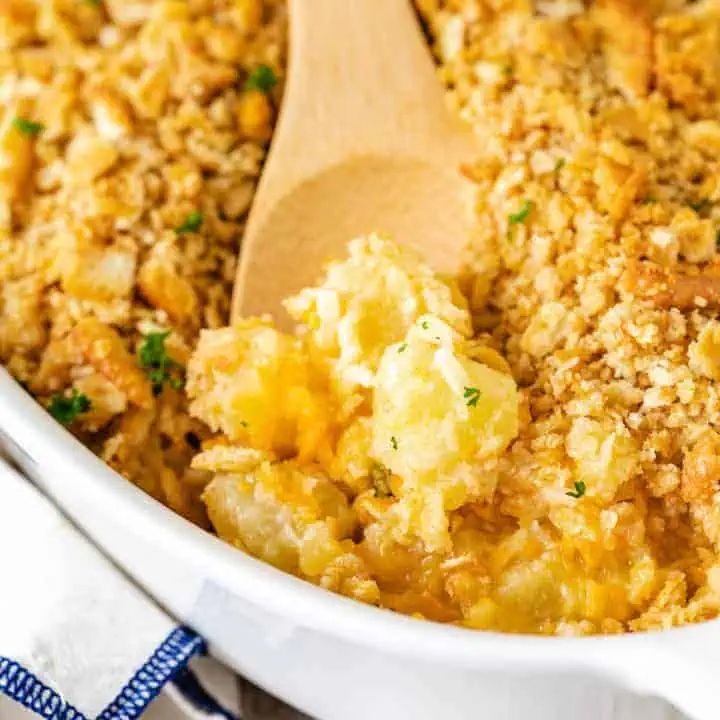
232, 0, 474, 325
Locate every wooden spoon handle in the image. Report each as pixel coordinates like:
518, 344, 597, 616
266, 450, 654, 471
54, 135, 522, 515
277, 0, 456, 168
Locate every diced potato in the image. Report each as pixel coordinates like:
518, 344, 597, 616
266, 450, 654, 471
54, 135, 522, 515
202, 22, 245, 63
0, 277, 46, 354
328, 417, 374, 495
132, 65, 170, 119
74, 371, 128, 431
202, 460, 356, 574
89, 88, 134, 140
64, 132, 119, 186
286, 234, 472, 392
0, 0, 36, 49
137, 241, 198, 325
672, 212, 716, 264
371, 315, 519, 483
237, 89, 273, 141
0, 111, 34, 201
681, 432, 720, 504
230, 0, 263, 35
690, 321, 720, 381
62, 239, 137, 302
567, 418, 638, 502
186, 320, 332, 462
72, 317, 154, 409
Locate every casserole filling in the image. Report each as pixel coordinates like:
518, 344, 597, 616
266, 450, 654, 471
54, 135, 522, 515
4, 0, 720, 634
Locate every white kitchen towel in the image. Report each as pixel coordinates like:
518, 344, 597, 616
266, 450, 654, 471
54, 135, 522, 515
0, 455, 240, 720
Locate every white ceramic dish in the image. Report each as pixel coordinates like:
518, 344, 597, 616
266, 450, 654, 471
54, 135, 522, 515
1, 367, 717, 720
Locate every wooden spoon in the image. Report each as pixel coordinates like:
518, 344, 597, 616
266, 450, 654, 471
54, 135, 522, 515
232, 0, 475, 324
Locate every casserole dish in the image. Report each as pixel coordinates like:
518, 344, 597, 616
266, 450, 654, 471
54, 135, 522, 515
0, 366, 715, 720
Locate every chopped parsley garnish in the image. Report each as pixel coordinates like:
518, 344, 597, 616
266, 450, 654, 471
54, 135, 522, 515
554, 158, 566, 172
239, 420, 249, 428
641, 196, 657, 204
463, 386, 482, 407
245, 65, 278, 93
421, 321, 429, 330
175, 210, 203, 235
85, 0, 102, 6
370, 461, 392, 498
48, 390, 91, 425
12, 117, 44, 137
689, 198, 711, 214
138, 331, 185, 395
566, 480, 586, 499
508, 199, 533, 226
398, 343, 408, 353
716, 229, 720, 248
390, 436, 399, 451
502, 64, 513, 76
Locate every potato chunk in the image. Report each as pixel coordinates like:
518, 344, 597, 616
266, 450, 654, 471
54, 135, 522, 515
285, 233, 472, 392
567, 418, 638, 502
186, 320, 332, 462
372, 315, 519, 484
203, 460, 358, 577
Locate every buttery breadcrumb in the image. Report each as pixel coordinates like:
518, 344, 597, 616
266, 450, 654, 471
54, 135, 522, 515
0, 0, 287, 523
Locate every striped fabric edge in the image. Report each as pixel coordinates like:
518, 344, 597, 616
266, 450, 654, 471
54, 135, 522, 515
169, 667, 239, 720
1, 626, 206, 720
96, 626, 207, 720
0, 656, 84, 719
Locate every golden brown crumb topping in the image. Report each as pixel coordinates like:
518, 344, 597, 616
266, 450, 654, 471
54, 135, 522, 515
0, 0, 286, 522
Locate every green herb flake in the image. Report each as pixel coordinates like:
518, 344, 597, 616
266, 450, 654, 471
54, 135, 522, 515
641, 196, 657, 205
370, 461, 392, 498
138, 331, 185, 395
421, 321, 429, 330
398, 343, 408, 353
85, 0, 102, 6
390, 436, 399, 451
175, 210, 204, 235
12, 117, 44, 137
463, 386, 482, 408
689, 198, 712, 214
554, 158, 566, 172
48, 390, 91, 425
716, 229, 720, 248
566, 480, 586, 499
245, 64, 278, 93
502, 64, 513, 76
508, 199, 533, 226
239, 420, 249, 428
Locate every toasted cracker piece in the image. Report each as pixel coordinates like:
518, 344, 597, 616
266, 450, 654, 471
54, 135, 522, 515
595, 0, 653, 99
622, 261, 720, 310
72, 317, 154, 409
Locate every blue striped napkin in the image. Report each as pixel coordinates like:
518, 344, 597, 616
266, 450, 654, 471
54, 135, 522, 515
0, 456, 238, 720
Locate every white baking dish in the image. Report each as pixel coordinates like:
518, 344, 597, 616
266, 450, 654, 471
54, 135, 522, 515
0, 366, 716, 720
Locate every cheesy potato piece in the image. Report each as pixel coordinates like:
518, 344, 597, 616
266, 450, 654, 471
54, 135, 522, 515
567, 418, 638, 502
203, 459, 355, 572
189, 236, 520, 613
203, 458, 380, 602
372, 316, 519, 484
285, 233, 472, 393
370, 315, 518, 551
186, 319, 332, 462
